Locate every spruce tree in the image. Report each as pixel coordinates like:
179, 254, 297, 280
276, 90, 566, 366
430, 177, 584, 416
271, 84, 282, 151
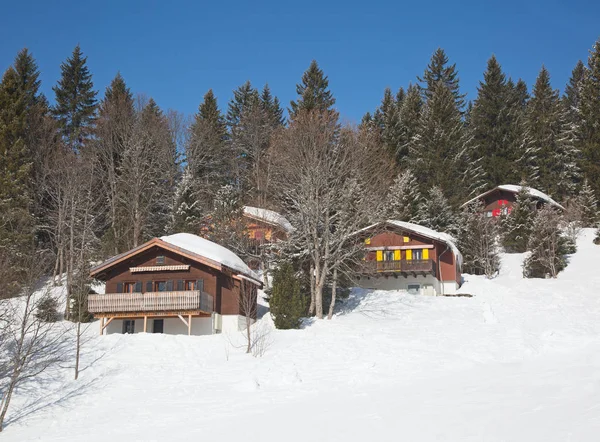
501, 186, 535, 253
580, 39, 600, 203
397, 84, 422, 166
564, 60, 587, 126
373, 87, 401, 160
227, 80, 260, 129
523, 206, 569, 278
418, 48, 465, 109
416, 186, 458, 234
386, 170, 420, 221
52, 45, 97, 149
14, 48, 42, 108
577, 179, 599, 227
170, 166, 203, 234
269, 262, 305, 329
289, 60, 336, 118
458, 202, 500, 278
260, 83, 285, 127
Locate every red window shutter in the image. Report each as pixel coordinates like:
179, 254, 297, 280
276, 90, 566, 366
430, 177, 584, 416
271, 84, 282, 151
492, 209, 501, 217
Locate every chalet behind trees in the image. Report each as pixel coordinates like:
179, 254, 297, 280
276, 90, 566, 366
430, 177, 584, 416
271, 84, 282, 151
461, 184, 565, 217
88, 233, 261, 336
356, 221, 462, 296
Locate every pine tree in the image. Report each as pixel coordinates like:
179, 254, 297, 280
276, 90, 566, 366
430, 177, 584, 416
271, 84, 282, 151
410, 81, 482, 206
268, 262, 305, 329
521, 66, 580, 200
501, 186, 535, 253
289, 60, 336, 118
227, 80, 260, 129
397, 84, 422, 165
52, 45, 97, 149
523, 206, 569, 278
576, 179, 599, 227
14, 48, 43, 108
416, 186, 458, 234
386, 170, 420, 221
458, 202, 500, 278
580, 39, 600, 203
260, 84, 285, 127
170, 166, 203, 234
418, 48, 465, 109
373, 87, 401, 160
564, 60, 587, 126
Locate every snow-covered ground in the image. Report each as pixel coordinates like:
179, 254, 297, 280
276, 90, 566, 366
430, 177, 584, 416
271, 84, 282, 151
4, 229, 600, 441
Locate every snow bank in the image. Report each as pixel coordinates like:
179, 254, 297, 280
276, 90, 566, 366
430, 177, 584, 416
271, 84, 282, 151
160, 233, 259, 281
243, 206, 294, 233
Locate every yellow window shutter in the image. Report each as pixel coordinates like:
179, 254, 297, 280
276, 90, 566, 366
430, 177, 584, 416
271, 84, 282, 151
376, 250, 383, 261
403, 236, 410, 243
365, 237, 371, 245
394, 250, 401, 261
423, 248, 429, 260
406, 249, 412, 260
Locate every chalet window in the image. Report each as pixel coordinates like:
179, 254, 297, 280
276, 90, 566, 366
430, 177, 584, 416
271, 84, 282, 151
403, 236, 410, 243
153, 319, 164, 334
364, 237, 371, 245
184, 280, 195, 291
123, 282, 135, 293
116, 282, 123, 293
485, 211, 493, 218
135, 281, 142, 292
156, 255, 166, 265
166, 280, 174, 291
154, 281, 166, 292
146, 281, 153, 292
177, 279, 184, 291
196, 279, 204, 292
122, 320, 135, 334
407, 284, 420, 295
413, 249, 423, 260
384, 251, 394, 261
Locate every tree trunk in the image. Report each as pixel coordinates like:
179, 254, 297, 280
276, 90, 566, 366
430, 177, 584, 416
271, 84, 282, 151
75, 321, 81, 380
0, 369, 18, 432
308, 263, 315, 315
327, 268, 337, 320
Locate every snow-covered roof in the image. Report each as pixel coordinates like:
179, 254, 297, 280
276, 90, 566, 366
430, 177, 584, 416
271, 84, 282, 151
243, 206, 294, 233
461, 184, 565, 210
160, 233, 260, 282
356, 220, 463, 268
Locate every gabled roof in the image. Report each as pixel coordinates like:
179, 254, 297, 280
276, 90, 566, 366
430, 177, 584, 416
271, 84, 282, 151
90, 233, 261, 285
356, 220, 463, 268
461, 184, 565, 210
243, 206, 294, 233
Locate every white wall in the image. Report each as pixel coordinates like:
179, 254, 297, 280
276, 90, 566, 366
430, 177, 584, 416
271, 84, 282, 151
213, 313, 253, 333
357, 274, 444, 295
103, 316, 213, 336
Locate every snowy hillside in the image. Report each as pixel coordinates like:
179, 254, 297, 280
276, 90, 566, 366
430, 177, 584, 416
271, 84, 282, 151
4, 230, 600, 441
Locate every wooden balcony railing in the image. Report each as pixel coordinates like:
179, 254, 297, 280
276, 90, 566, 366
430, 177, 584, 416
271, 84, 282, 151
88, 290, 213, 314
363, 259, 434, 274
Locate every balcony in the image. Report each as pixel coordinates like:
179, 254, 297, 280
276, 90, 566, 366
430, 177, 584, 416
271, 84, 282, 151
88, 290, 214, 314
363, 259, 434, 275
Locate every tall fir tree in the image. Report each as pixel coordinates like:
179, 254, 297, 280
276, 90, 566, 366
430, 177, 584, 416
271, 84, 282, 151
579, 39, 600, 205
418, 48, 465, 109
386, 170, 420, 221
170, 166, 203, 234
564, 60, 587, 127
226, 80, 260, 129
501, 185, 535, 253
373, 87, 401, 160
576, 179, 599, 227
52, 45, 97, 149
397, 84, 422, 166
521, 66, 580, 201
260, 83, 285, 127
289, 60, 336, 118
415, 186, 458, 234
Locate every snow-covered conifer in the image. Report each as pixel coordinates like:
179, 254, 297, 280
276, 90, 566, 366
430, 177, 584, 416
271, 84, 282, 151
386, 170, 420, 222
416, 186, 458, 235
457, 202, 500, 278
501, 185, 535, 253
523, 206, 569, 278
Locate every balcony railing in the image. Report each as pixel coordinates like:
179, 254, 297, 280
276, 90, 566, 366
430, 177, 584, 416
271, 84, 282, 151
88, 290, 213, 314
363, 259, 434, 274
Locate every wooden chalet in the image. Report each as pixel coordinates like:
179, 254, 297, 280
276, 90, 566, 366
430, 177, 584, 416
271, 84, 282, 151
88, 233, 262, 336
242, 206, 293, 268
356, 221, 462, 296
461, 184, 564, 218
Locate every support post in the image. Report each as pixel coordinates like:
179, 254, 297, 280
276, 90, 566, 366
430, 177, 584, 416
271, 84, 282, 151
100, 317, 105, 335
144, 316, 148, 333
188, 314, 192, 335
101, 317, 114, 333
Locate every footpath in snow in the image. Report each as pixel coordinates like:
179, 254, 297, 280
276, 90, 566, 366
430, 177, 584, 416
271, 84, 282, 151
3, 229, 600, 441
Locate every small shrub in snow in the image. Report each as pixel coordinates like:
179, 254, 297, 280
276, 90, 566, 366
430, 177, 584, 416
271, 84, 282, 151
268, 262, 305, 329
523, 207, 569, 278
35, 296, 60, 322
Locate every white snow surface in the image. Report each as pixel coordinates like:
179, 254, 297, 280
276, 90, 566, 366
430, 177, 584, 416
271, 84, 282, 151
463, 184, 565, 210
243, 206, 294, 233
4, 230, 600, 441
160, 232, 259, 281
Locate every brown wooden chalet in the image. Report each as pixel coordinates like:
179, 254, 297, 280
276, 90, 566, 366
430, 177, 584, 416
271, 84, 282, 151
356, 221, 462, 296
88, 233, 261, 336
461, 184, 565, 218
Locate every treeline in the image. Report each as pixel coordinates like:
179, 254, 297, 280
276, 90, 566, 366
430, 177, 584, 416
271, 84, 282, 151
1, 39, 600, 313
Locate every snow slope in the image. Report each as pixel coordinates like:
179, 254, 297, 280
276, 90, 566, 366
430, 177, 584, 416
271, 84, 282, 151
3, 230, 600, 441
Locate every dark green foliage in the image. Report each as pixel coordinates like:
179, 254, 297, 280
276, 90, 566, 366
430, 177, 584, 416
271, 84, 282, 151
501, 186, 535, 253
576, 179, 599, 227
580, 39, 600, 205
289, 60, 336, 118
36, 295, 60, 322
227, 81, 260, 128
52, 45, 97, 149
458, 202, 500, 277
523, 206, 569, 278
564, 60, 586, 126
397, 84, 422, 166
14, 48, 43, 108
260, 84, 285, 127
386, 170, 420, 221
373, 87, 401, 160
419, 48, 465, 109
416, 186, 458, 234
269, 262, 305, 329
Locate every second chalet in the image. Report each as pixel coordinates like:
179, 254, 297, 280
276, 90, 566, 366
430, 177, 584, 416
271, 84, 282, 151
88, 233, 261, 336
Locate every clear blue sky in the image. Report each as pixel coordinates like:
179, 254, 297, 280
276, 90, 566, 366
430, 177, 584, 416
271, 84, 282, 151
1, 0, 598, 123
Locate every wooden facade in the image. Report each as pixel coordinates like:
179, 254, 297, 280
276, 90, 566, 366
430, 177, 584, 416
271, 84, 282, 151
89, 236, 260, 335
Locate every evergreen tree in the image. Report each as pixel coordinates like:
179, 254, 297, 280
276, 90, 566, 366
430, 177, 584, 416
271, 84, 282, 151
227, 80, 260, 129
289, 60, 336, 118
418, 48, 465, 109
14, 48, 43, 108
386, 170, 420, 221
564, 60, 587, 126
458, 202, 500, 278
416, 186, 458, 234
580, 39, 600, 203
521, 66, 580, 200
373, 87, 401, 160
170, 166, 203, 234
260, 83, 285, 127
501, 186, 535, 253
269, 262, 305, 329
52, 45, 97, 149
523, 206, 569, 278
410, 81, 482, 206
397, 84, 422, 165
576, 179, 599, 227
